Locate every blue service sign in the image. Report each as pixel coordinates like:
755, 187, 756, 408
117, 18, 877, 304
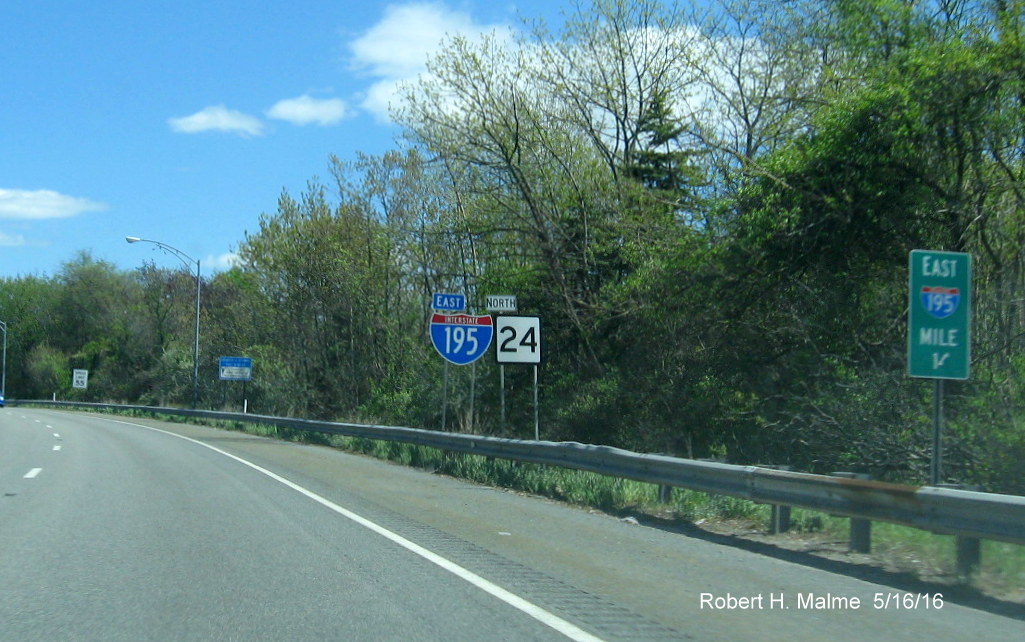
432, 293, 465, 311
430, 313, 493, 365
219, 356, 253, 381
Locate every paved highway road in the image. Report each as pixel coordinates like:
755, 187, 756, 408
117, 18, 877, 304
1, 409, 1022, 640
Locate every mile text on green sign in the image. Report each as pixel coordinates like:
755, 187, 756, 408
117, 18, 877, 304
908, 250, 971, 380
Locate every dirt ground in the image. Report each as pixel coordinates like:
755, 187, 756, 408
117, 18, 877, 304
681, 515, 1025, 613
501, 479, 1024, 614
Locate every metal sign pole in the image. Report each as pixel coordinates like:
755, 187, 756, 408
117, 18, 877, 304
533, 364, 540, 441
500, 365, 506, 434
441, 361, 450, 432
932, 379, 943, 485
469, 361, 476, 432
494, 314, 541, 440
1, 320, 7, 398
908, 250, 969, 486
429, 296, 494, 434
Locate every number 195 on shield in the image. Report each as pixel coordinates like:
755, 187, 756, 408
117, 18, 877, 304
430, 313, 494, 365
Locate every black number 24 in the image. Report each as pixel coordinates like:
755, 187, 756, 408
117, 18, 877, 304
500, 326, 538, 352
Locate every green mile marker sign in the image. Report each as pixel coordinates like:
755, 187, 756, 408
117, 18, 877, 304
908, 250, 971, 380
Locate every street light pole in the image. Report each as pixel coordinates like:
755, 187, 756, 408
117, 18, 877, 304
1, 320, 7, 399
126, 236, 201, 408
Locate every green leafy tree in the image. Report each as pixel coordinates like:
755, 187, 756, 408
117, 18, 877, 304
0, 275, 57, 399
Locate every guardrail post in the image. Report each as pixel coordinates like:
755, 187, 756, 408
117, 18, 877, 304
760, 466, 792, 534
832, 472, 872, 553
657, 484, 673, 504
938, 484, 982, 580
770, 504, 792, 534
850, 516, 871, 553
956, 535, 981, 580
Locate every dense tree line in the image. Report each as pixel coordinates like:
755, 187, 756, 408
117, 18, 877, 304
4, 0, 1025, 493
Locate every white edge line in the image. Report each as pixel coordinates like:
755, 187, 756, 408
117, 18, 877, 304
24, 467, 42, 478
103, 418, 604, 642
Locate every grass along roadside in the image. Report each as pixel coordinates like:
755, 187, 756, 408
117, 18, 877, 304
194, 415, 1024, 604
56, 407, 1025, 604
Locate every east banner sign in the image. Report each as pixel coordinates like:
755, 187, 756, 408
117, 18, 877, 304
432, 293, 465, 311
908, 250, 971, 380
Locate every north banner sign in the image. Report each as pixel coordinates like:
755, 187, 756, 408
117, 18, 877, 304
908, 250, 971, 380
430, 313, 494, 366
485, 295, 517, 313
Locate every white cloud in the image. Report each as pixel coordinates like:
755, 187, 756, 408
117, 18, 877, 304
205, 251, 240, 272
349, 2, 513, 122
359, 79, 405, 123
168, 105, 265, 137
0, 188, 107, 220
0, 230, 27, 246
267, 95, 349, 126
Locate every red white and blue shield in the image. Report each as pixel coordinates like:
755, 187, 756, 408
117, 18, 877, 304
430, 313, 494, 365
920, 286, 960, 319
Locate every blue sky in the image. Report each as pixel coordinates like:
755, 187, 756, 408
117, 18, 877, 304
0, 1, 562, 278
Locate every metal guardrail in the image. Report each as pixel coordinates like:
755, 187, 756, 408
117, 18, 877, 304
13, 400, 1025, 552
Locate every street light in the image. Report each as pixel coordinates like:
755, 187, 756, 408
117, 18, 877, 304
127, 236, 201, 408
1, 320, 7, 399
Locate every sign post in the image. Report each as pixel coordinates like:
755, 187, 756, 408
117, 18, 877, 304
430, 293, 493, 431
496, 316, 542, 439
908, 250, 971, 485
486, 296, 518, 432
219, 357, 253, 412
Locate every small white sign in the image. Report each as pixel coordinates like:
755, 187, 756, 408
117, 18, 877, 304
72, 369, 89, 389
485, 295, 517, 313
495, 316, 541, 364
